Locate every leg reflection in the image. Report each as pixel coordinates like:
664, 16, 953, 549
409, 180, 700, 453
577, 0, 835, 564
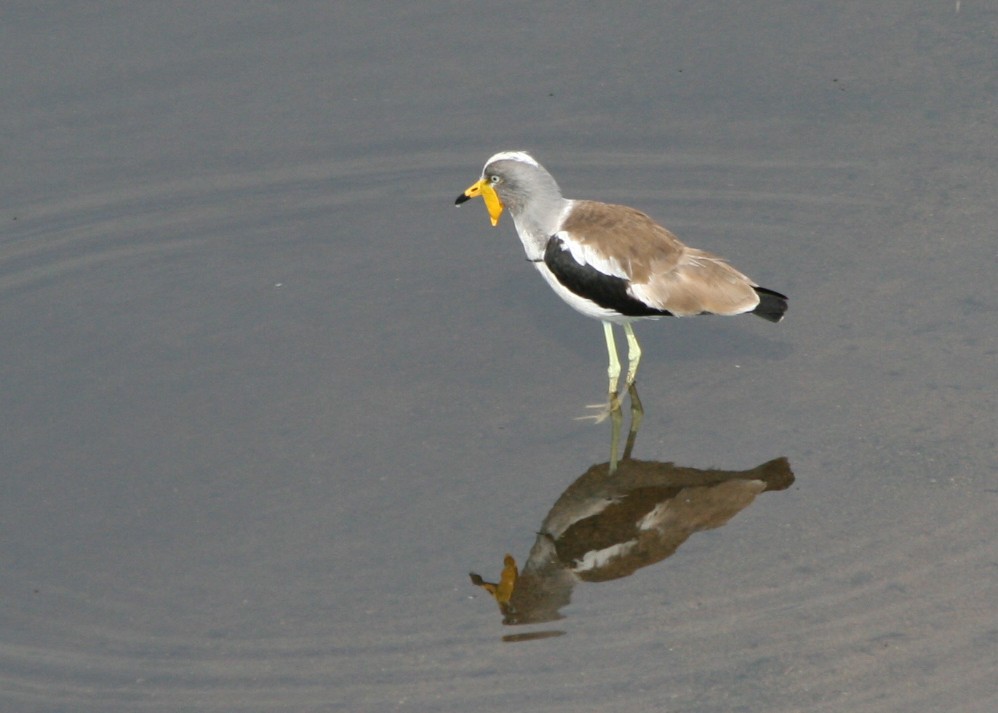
609, 383, 644, 474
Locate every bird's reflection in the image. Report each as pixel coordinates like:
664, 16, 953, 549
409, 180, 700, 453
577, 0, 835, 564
470, 385, 793, 629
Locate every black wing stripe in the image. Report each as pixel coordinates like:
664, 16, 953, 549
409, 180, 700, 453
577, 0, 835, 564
543, 237, 673, 318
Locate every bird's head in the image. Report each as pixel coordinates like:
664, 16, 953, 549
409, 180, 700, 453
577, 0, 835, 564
455, 151, 557, 227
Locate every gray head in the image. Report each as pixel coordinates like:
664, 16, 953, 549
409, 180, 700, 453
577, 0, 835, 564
481, 151, 564, 215
455, 151, 566, 229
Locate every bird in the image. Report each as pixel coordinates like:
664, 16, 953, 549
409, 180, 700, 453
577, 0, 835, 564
455, 151, 787, 404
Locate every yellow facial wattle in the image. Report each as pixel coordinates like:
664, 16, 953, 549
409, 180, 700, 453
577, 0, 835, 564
460, 178, 504, 226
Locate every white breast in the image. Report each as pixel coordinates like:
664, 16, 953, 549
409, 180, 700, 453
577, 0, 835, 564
531, 261, 657, 324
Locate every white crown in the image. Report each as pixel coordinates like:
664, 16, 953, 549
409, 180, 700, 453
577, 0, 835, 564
484, 151, 540, 169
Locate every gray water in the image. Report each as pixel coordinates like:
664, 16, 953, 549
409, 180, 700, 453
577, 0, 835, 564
2, 4, 995, 712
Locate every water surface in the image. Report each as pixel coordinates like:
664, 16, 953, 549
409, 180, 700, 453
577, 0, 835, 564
1, 4, 994, 712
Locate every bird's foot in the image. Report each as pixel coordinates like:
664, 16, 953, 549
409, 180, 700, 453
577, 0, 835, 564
574, 392, 624, 423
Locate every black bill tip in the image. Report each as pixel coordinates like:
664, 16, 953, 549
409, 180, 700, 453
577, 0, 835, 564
455, 193, 471, 205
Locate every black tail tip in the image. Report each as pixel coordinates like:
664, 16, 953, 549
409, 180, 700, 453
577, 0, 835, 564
753, 287, 788, 323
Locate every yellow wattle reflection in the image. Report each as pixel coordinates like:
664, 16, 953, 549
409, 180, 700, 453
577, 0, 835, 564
495, 554, 518, 604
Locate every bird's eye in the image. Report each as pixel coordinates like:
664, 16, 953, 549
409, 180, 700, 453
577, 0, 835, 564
489, 175, 500, 184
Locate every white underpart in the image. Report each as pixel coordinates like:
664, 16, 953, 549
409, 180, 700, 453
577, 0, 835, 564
532, 262, 625, 321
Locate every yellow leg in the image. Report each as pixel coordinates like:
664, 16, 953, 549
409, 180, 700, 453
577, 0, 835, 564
602, 321, 621, 397
577, 322, 625, 423
623, 323, 642, 386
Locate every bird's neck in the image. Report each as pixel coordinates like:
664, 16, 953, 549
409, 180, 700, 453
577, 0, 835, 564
511, 198, 573, 260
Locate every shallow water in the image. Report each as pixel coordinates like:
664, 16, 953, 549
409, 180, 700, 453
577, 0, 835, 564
2, 4, 995, 712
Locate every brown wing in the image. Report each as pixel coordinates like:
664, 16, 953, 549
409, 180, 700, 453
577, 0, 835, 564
562, 200, 760, 317
634, 247, 762, 317
561, 200, 684, 282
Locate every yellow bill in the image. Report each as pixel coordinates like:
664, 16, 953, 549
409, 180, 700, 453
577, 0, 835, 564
455, 178, 504, 226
